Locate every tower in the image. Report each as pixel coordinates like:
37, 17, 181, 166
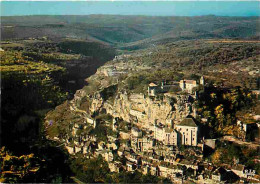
161, 81, 165, 90
193, 104, 197, 118
180, 80, 186, 91
112, 118, 117, 131
200, 76, 205, 86
93, 119, 96, 128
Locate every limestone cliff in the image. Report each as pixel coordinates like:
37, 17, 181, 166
69, 84, 196, 130
45, 58, 198, 137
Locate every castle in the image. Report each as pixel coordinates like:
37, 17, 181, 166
179, 76, 205, 93
148, 76, 205, 96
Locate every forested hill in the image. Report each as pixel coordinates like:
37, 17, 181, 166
2, 15, 259, 47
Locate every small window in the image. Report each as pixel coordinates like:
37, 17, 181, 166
186, 129, 188, 131
186, 138, 188, 141
193, 138, 194, 141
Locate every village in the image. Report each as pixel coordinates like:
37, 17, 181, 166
2, 4, 260, 183
46, 73, 260, 184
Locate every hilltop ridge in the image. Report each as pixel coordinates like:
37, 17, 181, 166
2, 15, 259, 48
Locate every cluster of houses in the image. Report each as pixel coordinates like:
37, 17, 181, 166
105, 120, 258, 183
61, 111, 259, 183
54, 75, 259, 183
134, 117, 199, 148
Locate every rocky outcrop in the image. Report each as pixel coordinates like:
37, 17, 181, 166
72, 85, 196, 129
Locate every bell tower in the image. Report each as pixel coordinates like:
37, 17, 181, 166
200, 76, 205, 86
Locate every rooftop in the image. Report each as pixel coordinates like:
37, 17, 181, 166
177, 118, 197, 127
149, 82, 158, 87
180, 80, 197, 84
231, 164, 245, 171
132, 127, 141, 132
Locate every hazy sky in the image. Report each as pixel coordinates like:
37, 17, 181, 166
1, 1, 259, 16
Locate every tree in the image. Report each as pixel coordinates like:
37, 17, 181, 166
215, 104, 225, 129
0, 147, 41, 183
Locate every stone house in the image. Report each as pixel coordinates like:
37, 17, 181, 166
109, 162, 121, 173
237, 120, 257, 141
158, 163, 183, 179
154, 123, 165, 142
164, 155, 176, 164
75, 146, 81, 154
231, 164, 246, 178
139, 137, 153, 152
146, 152, 155, 161
120, 132, 130, 139
142, 165, 151, 175
107, 142, 118, 151
66, 146, 74, 154
82, 141, 93, 154
125, 153, 139, 164
142, 156, 152, 166
150, 164, 160, 176
131, 136, 153, 152
179, 159, 199, 170
107, 135, 117, 142
130, 108, 146, 119
103, 150, 114, 162
153, 154, 161, 162
159, 163, 169, 178
131, 127, 143, 137
131, 137, 138, 151
212, 167, 226, 182
117, 146, 125, 157
86, 117, 96, 128
168, 165, 183, 176
202, 163, 216, 179
105, 150, 114, 162
97, 141, 106, 150
126, 161, 137, 172
164, 128, 179, 146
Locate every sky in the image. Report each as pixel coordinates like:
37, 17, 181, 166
1, 1, 259, 16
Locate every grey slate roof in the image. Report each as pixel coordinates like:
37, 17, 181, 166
178, 118, 197, 127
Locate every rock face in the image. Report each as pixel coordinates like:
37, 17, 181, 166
73, 85, 197, 129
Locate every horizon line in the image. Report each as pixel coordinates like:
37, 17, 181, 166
1, 14, 259, 17
1, 0, 259, 1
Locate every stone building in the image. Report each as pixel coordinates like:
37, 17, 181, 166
200, 76, 205, 86
86, 116, 96, 128
179, 80, 197, 93
154, 123, 165, 142
212, 167, 226, 182
164, 128, 179, 146
148, 83, 158, 96
131, 136, 154, 152
131, 127, 143, 137
179, 76, 205, 93
176, 117, 198, 146
130, 109, 146, 119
